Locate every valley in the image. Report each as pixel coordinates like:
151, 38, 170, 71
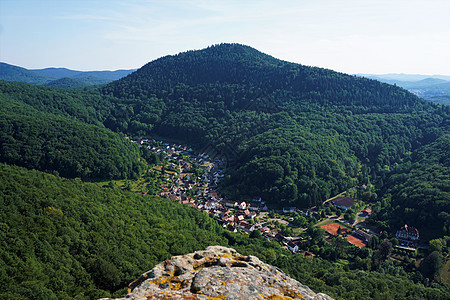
114, 136, 438, 283
0, 44, 448, 299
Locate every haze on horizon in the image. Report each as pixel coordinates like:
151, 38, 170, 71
1, 0, 449, 76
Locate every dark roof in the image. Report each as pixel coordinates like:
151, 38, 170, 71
332, 197, 355, 208
353, 230, 373, 242
287, 241, 297, 248
397, 224, 419, 237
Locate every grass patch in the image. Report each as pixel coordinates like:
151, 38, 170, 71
334, 259, 349, 267
326, 192, 346, 202
316, 218, 335, 226
336, 220, 353, 230
442, 259, 450, 285
292, 228, 303, 235
356, 215, 366, 223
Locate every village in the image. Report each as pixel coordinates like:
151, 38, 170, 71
131, 137, 422, 257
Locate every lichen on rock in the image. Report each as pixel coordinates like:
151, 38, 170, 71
100, 246, 332, 300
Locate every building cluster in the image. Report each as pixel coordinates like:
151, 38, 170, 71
395, 224, 420, 247
131, 138, 421, 253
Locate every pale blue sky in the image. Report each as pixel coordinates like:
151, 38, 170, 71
1, 0, 449, 75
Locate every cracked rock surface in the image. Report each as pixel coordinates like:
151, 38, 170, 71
101, 245, 333, 300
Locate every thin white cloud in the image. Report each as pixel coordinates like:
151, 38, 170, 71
58, 14, 118, 22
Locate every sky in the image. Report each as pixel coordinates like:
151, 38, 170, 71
1, 0, 449, 75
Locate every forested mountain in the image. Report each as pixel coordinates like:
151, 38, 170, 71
31, 67, 136, 81
376, 134, 450, 237
0, 81, 144, 180
0, 43, 449, 299
101, 43, 448, 236
0, 62, 135, 87
43, 77, 90, 89
1, 44, 448, 237
0, 62, 50, 84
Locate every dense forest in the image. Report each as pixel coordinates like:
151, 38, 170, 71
1, 43, 448, 235
100, 43, 448, 236
376, 134, 450, 237
0, 164, 226, 299
0, 43, 449, 298
0, 82, 143, 180
0, 164, 448, 299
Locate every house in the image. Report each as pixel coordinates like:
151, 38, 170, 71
236, 215, 245, 223
360, 208, 372, 217
287, 241, 299, 253
222, 215, 234, 225
224, 201, 238, 208
395, 224, 419, 245
303, 251, 316, 257
331, 197, 355, 210
238, 221, 255, 232
239, 202, 247, 210
247, 211, 257, 219
204, 202, 216, 210
269, 228, 279, 237
274, 233, 285, 242
220, 208, 231, 216
353, 230, 373, 243
283, 207, 297, 213
249, 205, 259, 211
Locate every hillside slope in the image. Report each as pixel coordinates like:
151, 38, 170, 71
2, 165, 447, 300
0, 62, 51, 84
0, 63, 135, 87
101, 44, 449, 226
0, 81, 144, 180
0, 164, 226, 299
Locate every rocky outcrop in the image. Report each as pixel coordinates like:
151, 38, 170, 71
102, 246, 332, 300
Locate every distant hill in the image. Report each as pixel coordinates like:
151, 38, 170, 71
357, 73, 450, 82
43, 76, 113, 88
357, 73, 450, 105
0, 62, 136, 87
43, 77, 90, 89
0, 62, 51, 84
31, 67, 136, 81
30, 67, 81, 79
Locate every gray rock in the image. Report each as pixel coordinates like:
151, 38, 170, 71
100, 245, 333, 300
